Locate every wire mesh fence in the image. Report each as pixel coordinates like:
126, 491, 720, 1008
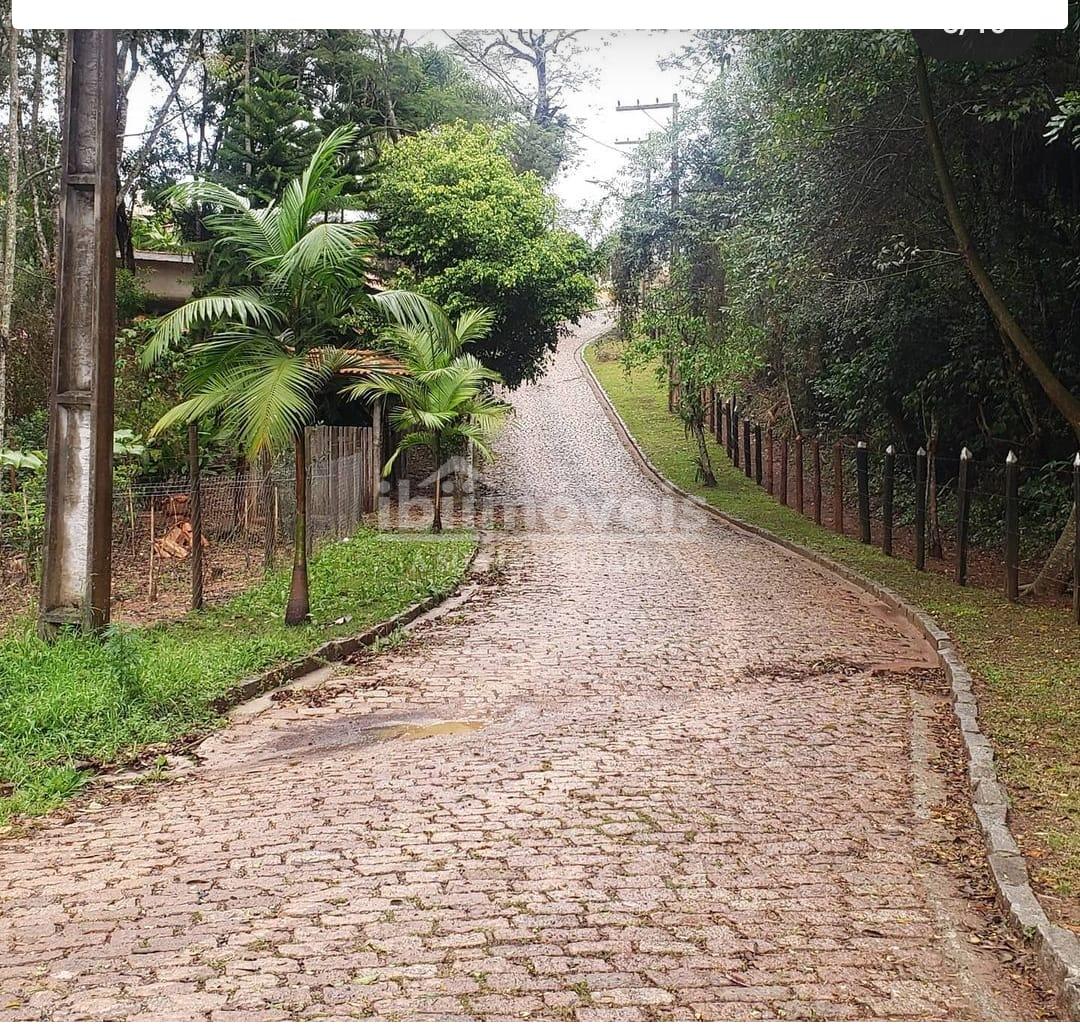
0, 425, 379, 630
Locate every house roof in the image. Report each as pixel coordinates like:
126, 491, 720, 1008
307, 348, 407, 378
340, 349, 407, 376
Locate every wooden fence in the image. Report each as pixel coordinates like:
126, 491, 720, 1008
305, 425, 378, 544
705, 386, 1080, 624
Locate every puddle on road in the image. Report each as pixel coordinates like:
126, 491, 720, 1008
265, 708, 487, 758
373, 720, 485, 741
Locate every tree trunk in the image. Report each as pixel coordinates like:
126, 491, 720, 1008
431, 440, 442, 533
25, 32, 48, 270
115, 201, 135, 272
1026, 503, 1075, 596
0, 19, 19, 444
117, 30, 201, 204
243, 29, 252, 180
693, 417, 716, 486
535, 52, 550, 125
285, 432, 310, 625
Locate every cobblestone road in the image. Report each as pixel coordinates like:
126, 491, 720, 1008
0, 317, 1048, 1019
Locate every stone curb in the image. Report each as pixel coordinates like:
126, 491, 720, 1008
210, 530, 490, 715
577, 335, 1080, 1018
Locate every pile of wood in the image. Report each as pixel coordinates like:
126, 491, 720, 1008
153, 519, 208, 560
149, 493, 207, 560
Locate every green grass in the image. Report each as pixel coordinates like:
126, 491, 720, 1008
0, 528, 475, 822
588, 340, 1080, 910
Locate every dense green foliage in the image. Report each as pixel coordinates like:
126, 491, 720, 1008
145, 126, 442, 624
0, 28, 576, 433
370, 122, 597, 386
610, 29, 1080, 487
0, 528, 475, 822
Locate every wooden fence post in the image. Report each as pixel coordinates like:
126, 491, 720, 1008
766, 427, 774, 494
780, 436, 789, 506
833, 441, 844, 534
262, 451, 275, 573
956, 447, 973, 585
188, 422, 204, 610
812, 438, 822, 523
1073, 454, 1079, 624
794, 436, 804, 514
882, 444, 895, 556
1004, 450, 1019, 602
915, 447, 927, 571
742, 419, 752, 478
372, 398, 385, 512
754, 425, 763, 486
856, 441, 870, 544
731, 395, 737, 459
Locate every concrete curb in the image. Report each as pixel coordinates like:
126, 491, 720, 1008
577, 336, 1080, 1017
211, 531, 490, 715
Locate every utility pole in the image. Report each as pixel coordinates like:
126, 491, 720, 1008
612, 141, 652, 306
39, 30, 117, 638
616, 94, 680, 262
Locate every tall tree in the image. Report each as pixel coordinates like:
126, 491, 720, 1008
915, 51, 1080, 442
143, 125, 436, 624
445, 29, 591, 178
369, 121, 596, 386
0, 18, 18, 443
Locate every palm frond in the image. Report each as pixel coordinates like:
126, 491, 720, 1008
454, 308, 496, 349
371, 290, 451, 338
142, 291, 283, 366
167, 180, 281, 260
381, 431, 436, 477
265, 220, 376, 288
231, 351, 334, 455
278, 125, 362, 248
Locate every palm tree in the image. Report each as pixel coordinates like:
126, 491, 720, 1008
345, 308, 512, 533
143, 124, 434, 624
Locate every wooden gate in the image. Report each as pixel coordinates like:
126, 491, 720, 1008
305, 425, 377, 543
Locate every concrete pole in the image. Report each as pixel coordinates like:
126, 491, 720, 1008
38, 31, 116, 637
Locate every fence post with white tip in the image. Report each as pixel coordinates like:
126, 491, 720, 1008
882, 445, 895, 556
1073, 453, 1079, 624
1004, 450, 1019, 602
856, 441, 870, 544
956, 446, 973, 585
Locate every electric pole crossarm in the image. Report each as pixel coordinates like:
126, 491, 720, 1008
614, 93, 680, 261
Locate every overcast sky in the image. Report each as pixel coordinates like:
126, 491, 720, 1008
546, 31, 693, 213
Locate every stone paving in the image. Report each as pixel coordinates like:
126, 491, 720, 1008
0, 316, 1049, 1020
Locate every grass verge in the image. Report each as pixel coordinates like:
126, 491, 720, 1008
587, 339, 1080, 921
0, 528, 475, 823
